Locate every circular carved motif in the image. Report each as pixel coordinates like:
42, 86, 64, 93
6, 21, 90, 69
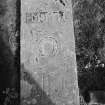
38, 36, 58, 57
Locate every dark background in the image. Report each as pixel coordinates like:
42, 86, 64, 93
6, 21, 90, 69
0, 0, 20, 104
72, 0, 105, 104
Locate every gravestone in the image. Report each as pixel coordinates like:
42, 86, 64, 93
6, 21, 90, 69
21, 0, 80, 105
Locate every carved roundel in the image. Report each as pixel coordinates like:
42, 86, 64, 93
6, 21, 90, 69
38, 36, 58, 57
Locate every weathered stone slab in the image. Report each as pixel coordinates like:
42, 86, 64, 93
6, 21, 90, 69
21, 0, 79, 105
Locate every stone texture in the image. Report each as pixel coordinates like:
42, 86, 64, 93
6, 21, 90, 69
21, 0, 79, 105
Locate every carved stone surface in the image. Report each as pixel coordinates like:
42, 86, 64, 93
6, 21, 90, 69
21, 0, 79, 105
